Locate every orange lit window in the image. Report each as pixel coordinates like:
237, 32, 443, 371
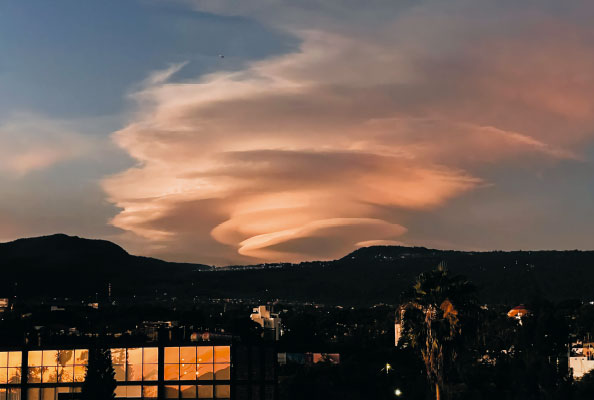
165, 363, 180, 381
180, 385, 196, 398
197, 347, 213, 363
197, 363, 214, 381
215, 384, 231, 399
165, 347, 179, 364
164, 385, 179, 399
214, 363, 230, 380
214, 347, 230, 363
198, 385, 214, 398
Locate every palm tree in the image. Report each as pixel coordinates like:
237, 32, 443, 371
399, 264, 475, 400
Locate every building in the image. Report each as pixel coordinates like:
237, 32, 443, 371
250, 307, 282, 342
570, 356, 594, 379
507, 305, 530, 320
0, 341, 277, 400
0, 299, 9, 313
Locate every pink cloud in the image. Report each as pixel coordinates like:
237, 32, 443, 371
0, 114, 94, 176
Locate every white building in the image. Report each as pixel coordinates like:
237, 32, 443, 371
570, 356, 594, 379
250, 305, 282, 341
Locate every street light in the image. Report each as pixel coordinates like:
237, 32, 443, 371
394, 388, 403, 397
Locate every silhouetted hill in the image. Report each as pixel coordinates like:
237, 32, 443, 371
0, 234, 129, 263
2, 234, 594, 305
0, 234, 211, 299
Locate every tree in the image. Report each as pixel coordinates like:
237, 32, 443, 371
81, 347, 117, 400
400, 264, 476, 400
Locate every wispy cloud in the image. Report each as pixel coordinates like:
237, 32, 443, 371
0, 113, 98, 176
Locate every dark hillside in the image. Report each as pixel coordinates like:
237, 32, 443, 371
1, 235, 594, 305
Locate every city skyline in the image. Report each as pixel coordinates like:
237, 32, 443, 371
2, 0, 594, 265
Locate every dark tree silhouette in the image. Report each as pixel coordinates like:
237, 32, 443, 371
400, 264, 476, 400
82, 348, 117, 400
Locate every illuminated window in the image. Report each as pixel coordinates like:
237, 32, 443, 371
197, 364, 214, 381
74, 365, 87, 382
115, 386, 127, 398
28, 349, 87, 384
41, 387, 55, 400
198, 385, 214, 399
164, 385, 179, 399
214, 363, 230, 380
127, 385, 142, 398
28, 367, 42, 384
180, 385, 196, 398
0, 352, 22, 385
180, 347, 196, 364
142, 363, 158, 381
111, 348, 126, 382
27, 388, 41, 400
75, 349, 89, 365
215, 385, 231, 399
127, 363, 143, 382
144, 348, 158, 364
214, 346, 230, 381
164, 363, 179, 381
42, 367, 57, 383
111, 347, 159, 383
214, 347, 230, 363
28, 351, 43, 367
165, 346, 230, 383
143, 385, 158, 399
0, 388, 21, 400
143, 348, 158, 381
115, 385, 150, 399
165, 348, 179, 364
180, 362, 197, 381
197, 347, 213, 363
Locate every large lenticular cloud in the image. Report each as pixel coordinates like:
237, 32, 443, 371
103, 1, 594, 264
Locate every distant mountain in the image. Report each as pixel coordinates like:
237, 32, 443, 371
0, 234, 211, 299
1, 234, 594, 305
0, 234, 129, 263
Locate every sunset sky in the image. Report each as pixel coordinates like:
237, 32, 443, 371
2, 0, 594, 265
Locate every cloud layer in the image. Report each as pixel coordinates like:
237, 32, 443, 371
103, 0, 594, 264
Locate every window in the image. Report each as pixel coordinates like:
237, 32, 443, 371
198, 385, 214, 399
164, 385, 179, 399
0, 388, 21, 400
215, 385, 230, 399
214, 347, 230, 381
111, 347, 159, 383
164, 385, 218, 399
0, 352, 22, 384
165, 346, 231, 382
142, 385, 158, 399
29, 387, 80, 400
27, 349, 87, 384
180, 385, 196, 398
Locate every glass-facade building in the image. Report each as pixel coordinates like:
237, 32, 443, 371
0, 343, 275, 400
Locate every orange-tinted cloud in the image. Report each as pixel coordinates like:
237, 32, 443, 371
103, 1, 594, 264
0, 114, 95, 176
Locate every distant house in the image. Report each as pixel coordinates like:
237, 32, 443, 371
507, 305, 530, 319
0, 298, 8, 313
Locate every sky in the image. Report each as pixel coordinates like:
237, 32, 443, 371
2, 0, 594, 265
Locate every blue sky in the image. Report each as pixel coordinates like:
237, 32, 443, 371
0, 0, 294, 118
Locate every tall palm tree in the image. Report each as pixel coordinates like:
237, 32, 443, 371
399, 264, 475, 400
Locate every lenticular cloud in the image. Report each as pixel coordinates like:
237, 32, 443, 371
103, 1, 591, 264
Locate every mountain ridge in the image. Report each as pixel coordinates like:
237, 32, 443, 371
2, 234, 594, 305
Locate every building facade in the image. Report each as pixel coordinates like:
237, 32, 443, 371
0, 342, 276, 400
250, 307, 281, 342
